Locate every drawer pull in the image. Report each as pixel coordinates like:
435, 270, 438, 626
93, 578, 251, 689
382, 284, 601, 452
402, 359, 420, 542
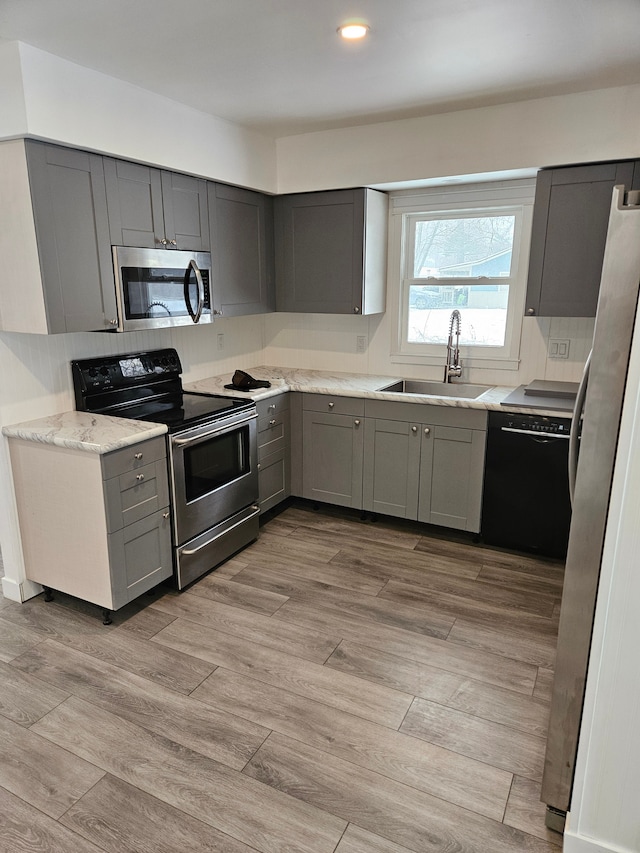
268, 404, 276, 411
411, 426, 418, 433
424, 427, 431, 436
269, 419, 276, 426
136, 473, 145, 481
354, 419, 361, 427
328, 402, 335, 409
134, 452, 143, 460
162, 512, 170, 519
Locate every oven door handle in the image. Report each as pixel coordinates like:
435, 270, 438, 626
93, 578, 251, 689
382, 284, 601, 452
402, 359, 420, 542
183, 259, 204, 323
172, 412, 258, 446
180, 505, 260, 555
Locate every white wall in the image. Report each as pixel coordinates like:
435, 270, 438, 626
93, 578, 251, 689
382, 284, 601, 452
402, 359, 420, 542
0, 41, 277, 192
275, 85, 640, 193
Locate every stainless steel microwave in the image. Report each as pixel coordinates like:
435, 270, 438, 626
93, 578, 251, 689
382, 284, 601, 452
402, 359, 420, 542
113, 246, 213, 331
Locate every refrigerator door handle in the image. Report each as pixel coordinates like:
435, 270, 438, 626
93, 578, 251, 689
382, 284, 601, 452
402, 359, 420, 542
568, 348, 592, 505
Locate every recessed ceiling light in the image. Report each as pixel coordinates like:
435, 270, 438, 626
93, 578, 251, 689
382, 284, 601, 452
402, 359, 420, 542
337, 22, 370, 40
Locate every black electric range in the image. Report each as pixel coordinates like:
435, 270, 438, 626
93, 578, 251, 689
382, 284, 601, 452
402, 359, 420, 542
71, 348, 253, 430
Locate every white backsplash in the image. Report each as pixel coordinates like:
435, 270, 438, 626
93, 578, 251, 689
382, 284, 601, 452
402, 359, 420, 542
262, 312, 594, 386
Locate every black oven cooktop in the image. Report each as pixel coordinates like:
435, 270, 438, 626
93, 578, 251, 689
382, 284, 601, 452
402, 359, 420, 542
71, 348, 253, 433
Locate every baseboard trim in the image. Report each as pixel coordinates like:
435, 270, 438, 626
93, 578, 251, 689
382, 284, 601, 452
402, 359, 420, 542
1, 575, 42, 602
564, 827, 635, 853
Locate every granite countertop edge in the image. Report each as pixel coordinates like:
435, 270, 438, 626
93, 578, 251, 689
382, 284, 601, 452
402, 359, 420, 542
2, 412, 168, 455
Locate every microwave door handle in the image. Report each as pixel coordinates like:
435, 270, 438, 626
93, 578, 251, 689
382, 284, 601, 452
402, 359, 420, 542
183, 260, 204, 323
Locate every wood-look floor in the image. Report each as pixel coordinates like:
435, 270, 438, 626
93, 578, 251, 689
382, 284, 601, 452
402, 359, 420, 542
0, 500, 565, 852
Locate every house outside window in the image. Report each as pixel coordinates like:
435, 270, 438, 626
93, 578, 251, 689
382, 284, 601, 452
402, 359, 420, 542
389, 180, 535, 370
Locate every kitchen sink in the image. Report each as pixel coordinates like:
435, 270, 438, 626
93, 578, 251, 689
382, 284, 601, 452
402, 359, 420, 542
378, 379, 490, 399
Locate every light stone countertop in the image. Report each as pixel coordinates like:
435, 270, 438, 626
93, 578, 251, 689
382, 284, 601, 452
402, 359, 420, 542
2, 411, 168, 454
185, 366, 572, 416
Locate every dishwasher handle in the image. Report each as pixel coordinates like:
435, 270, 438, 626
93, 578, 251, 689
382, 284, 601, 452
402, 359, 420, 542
501, 427, 570, 439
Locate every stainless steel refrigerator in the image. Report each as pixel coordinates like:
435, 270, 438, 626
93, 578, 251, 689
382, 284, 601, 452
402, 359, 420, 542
542, 184, 640, 830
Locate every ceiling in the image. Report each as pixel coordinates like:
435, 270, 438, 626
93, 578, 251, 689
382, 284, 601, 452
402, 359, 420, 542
2, 0, 640, 138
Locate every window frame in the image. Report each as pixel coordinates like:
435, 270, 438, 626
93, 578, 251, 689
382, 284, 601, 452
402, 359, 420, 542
388, 180, 535, 371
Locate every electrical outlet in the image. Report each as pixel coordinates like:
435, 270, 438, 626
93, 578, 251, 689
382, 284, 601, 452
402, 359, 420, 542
356, 335, 367, 353
548, 338, 570, 359
217, 333, 224, 351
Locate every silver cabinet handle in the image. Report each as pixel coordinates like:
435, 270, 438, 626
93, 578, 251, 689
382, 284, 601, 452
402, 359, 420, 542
411, 426, 418, 433
269, 419, 276, 426
353, 307, 360, 314
108, 318, 118, 327
268, 404, 276, 411
162, 512, 170, 519
354, 419, 361, 426
169, 239, 177, 246
526, 307, 535, 315
213, 309, 224, 316
134, 452, 143, 460
328, 402, 335, 409
136, 473, 145, 481
424, 427, 431, 435
257, 463, 262, 470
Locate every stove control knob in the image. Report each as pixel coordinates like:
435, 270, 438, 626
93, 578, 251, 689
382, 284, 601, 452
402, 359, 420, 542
88, 367, 98, 378
100, 366, 110, 377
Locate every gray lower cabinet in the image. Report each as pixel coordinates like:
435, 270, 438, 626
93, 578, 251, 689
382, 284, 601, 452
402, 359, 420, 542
12, 140, 118, 333
526, 160, 638, 317
363, 400, 487, 532
208, 183, 275, 316
302, 395, 365, 508
8, 434, 173, 613
104, 157, 210, 251
275, 188, 388, 315
257, 394, 291, 512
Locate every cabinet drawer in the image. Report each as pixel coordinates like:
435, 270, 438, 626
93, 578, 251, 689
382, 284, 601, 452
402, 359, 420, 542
256, 393, 290, 420
101, 436, 167, 479
302, 393, 365, 417
104, 458, 169, 532
258, 410, 289, 458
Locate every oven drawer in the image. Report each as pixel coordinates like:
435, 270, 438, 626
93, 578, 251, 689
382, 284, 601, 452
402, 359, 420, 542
101, 436, 167, 479
104, 458, 170, 532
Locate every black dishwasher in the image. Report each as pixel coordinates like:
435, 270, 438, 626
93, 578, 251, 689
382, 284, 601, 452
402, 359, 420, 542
481, 411, 572, 558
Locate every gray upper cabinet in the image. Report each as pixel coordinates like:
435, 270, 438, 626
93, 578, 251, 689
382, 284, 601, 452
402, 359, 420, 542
275, 188, 388, 315
24, 140, 118, 334
208, 182, 275, 316
525, 161, 637, 317
104, 158, 210, 251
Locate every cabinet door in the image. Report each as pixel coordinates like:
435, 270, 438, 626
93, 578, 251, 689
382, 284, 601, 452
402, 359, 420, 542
302, 411, 364, 508
209, 183, 274, 316
526, 161, 636, 317
418, 426, 486, 532
104, 158, 165, 248
161, 171, 210, 251
26, 141, 117, 333
275, 189, 365, 314
259, 447, 291, 513
108, 509, 173, 610
363, 419, 421, 519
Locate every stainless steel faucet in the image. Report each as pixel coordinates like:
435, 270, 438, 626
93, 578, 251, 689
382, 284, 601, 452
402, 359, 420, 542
444, 309, 462, 382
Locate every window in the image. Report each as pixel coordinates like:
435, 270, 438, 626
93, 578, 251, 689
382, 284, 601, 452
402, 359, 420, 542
390, 181, 535, 369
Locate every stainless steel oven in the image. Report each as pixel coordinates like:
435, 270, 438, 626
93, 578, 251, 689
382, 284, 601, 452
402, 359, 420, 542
169, 408, 258, 588
113, 246, 213, 331
72, 348, 259, 590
